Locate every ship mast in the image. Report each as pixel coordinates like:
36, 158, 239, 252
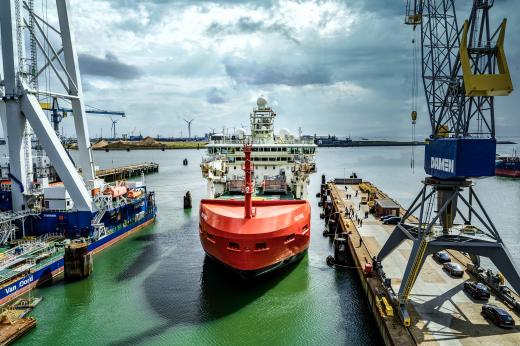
243, 139, 253, 219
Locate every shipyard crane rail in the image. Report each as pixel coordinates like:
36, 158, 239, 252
376, 0, 519, 326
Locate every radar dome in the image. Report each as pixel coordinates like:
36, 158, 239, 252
257, 97, 267, 108
237, 127, 247, 139
279, 128, 292, 137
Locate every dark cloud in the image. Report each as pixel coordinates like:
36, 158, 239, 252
78, 53, 142, 80
224, 57, 331, 86
206, 88, 227, 104
71, 0, 520, 138
207, 17, 298, 43
109, 0, 274, 7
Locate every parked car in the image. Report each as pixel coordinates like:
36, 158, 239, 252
482, 304, 515, 328
380, 215, 396, 222
443, 262, 464, 277
383, 216, 401, 225
464, 281, 490, 300
433, 251, 451, 263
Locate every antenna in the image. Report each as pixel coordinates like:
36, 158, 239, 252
184, 118, 194, 139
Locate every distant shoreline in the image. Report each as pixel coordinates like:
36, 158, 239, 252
0, 139, 515, 150
65, 139, 207, 151
316, 140, 516, 147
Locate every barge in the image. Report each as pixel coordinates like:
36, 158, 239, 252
321, 178, 520, 345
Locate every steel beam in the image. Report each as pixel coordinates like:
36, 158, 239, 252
1, 0, 29, 211
56, 0, 95, 181
21, 94, 93, 211
0, 72, 6, 147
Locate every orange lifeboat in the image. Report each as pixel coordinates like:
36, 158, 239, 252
127, 189, 143, 199
103, 185, 128, 198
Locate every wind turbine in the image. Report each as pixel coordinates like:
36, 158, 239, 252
184, 118, 194, 139
110, 117, 118, 139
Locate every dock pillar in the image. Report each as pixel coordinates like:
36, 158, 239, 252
334, 234, 348, 265
183, 191, 192, 209
64, 242, 92, 280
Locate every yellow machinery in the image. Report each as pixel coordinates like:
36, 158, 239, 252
460, 20, 513, 97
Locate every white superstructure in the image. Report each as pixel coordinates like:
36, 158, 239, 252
201, 98, 316, 199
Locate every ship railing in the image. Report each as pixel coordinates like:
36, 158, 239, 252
43, 208, 78, 213
0, 210, 40, 223
0, 239, 48, 269
208, 138, 316, 145
41, 232, 65, 242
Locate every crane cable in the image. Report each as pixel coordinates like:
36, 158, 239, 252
410, 28, 419, 173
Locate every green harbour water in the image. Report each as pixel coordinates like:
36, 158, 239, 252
13, 144, 520, 345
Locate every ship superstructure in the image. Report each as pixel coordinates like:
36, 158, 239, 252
202, 98, 316, 200
199, 98, 316, 278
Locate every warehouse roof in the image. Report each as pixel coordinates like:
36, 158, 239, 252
375, 198, 400, 209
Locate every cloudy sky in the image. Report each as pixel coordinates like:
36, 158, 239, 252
3, 0, 520, 139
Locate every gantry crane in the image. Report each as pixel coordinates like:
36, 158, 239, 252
376, 0, 518, 326
40, 97, 126, 138
1, 0, 95, 212
40, 96, 125, 138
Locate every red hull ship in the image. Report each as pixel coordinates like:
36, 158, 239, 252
199, 199, 310, 278
495, 153, 520, 178
496, 168, 520, 178
199, 98, 316, 277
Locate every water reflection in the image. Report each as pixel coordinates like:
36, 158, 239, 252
111, 220, 308, 344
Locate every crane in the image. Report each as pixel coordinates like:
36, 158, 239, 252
1, 0, 98, 211
376, 0, 518, 326
40, 97, 125, 139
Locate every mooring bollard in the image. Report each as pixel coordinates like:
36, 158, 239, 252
184, 191, 192, 209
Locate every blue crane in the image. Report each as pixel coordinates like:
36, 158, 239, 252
41, 97, 125, 137
375, 0, 518, 326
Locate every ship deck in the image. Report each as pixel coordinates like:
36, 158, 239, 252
326, 181, 520, 345
217, 187, 295, 201
202, 199, 306, 221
